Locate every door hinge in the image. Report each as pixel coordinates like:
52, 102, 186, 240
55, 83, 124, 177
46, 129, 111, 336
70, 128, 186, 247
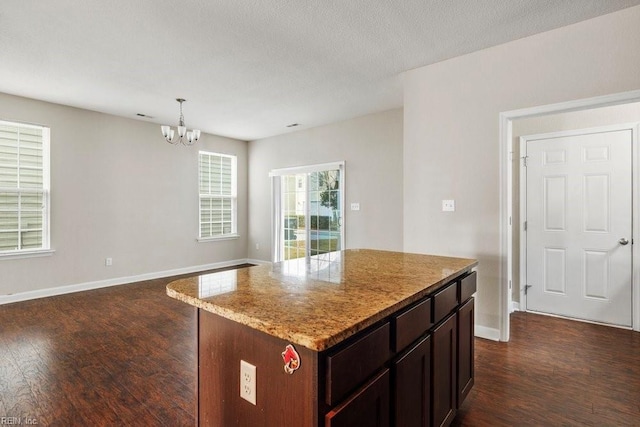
524, 284, 532, 295
522, 156, 528, 167
523, 221, 527, 231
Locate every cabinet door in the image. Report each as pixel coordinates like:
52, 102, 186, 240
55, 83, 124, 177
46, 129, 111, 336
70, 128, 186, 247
432, 313, 457, 427
325, 369, 390, 427
393, 335, 431, 427
457, 297, 474, 408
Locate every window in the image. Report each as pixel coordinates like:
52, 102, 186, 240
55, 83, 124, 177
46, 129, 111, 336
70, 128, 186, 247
0, 120, 50, 255
198, 151, 237, 240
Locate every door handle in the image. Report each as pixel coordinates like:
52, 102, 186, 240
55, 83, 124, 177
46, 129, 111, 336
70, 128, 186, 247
619, 238, 630, 246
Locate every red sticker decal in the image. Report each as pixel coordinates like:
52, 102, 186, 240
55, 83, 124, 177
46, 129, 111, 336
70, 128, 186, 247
281, 344, 301, 374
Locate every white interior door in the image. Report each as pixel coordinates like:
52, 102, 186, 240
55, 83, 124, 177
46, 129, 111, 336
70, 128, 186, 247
523, 127, 633, 327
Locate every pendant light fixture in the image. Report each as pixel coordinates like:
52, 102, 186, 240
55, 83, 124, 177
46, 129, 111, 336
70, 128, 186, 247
161, 98, 201, 145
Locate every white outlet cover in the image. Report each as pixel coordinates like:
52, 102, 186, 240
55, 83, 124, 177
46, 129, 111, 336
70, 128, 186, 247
240, 360, 256, 405
442, 200, 455, 212
350, 202, 360, 211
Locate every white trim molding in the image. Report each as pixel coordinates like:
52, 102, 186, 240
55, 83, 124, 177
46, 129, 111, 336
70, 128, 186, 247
475, 325, 501, 341
0, 258, 254, 305
269, 161, 345, 177
0, 249, 55, 260
246, 258, 272, 266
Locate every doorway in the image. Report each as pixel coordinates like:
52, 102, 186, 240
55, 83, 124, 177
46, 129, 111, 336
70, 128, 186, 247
500, 89, 640, 341
520, 125, 634, 327
270, 162, 345, 262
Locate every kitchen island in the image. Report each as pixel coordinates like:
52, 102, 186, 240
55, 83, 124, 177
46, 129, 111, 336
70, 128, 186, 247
167, 249, 478, 427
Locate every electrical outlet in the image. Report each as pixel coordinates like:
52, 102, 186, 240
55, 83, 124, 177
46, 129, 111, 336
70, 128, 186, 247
350, 202, 360, 211
105, 257, 113, 266
240, 360, 256, 405
442, 200, 455, 212
256, 243, 260, 250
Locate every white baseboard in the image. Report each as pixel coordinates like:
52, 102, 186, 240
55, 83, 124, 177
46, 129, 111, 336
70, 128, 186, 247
0, 258, 251, 306
246, 258, 272, 266
475, 325, 501, 341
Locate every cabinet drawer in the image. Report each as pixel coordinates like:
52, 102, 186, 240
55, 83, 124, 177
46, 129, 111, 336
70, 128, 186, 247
325, 368, 390, 427
432, 282, 458, 325
459, 271, 477, 303
392, 297, 432, 352
326, 322, 391, 406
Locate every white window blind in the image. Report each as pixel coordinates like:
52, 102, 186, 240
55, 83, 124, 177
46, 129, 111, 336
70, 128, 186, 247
0, 120, 50, 254
199, 151, 237, 239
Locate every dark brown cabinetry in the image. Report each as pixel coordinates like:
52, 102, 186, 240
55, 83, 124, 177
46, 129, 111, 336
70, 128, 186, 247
457, 297, 474, 407
431, 312, 458, 427
326, 272, 476, 427
197, 270, 476, 427
393, 335, 431, 427
325, 369, 390, 427
324, 271, 476, 427
326, 322, 391, 406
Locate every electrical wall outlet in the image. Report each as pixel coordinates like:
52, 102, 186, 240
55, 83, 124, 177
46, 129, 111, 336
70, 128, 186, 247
350, 202, 360, 211
442, 200, 455, 212
240, 360, 256, 405
105, 257, 113, 266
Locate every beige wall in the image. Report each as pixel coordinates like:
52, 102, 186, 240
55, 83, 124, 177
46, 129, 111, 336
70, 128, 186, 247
247, 109, 403, 261
0, 92, 248, 298
403, 6, 640, 332
512, 102, 640, 304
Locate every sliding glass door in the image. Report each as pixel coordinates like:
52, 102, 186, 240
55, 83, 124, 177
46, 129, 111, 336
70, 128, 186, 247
272, 163, 344, 262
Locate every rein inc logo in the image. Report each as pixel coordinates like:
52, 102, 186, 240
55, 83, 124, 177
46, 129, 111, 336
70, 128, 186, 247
0, 417, 38, 425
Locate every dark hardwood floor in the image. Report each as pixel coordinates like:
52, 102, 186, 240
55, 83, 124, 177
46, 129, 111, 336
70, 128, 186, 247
2, 270, 639, 426
454, 312, 640, 427
0, 265, 248, 427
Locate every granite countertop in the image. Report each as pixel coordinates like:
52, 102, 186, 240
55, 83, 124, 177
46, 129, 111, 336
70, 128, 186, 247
166, 249, 477, 351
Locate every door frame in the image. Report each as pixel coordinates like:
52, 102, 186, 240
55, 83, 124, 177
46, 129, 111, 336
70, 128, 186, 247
519, 123, 639, 326
269, 161, 346, 262
499, 89, 640, 341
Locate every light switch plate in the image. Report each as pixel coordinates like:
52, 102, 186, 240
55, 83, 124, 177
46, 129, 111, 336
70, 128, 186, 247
442, 200, 455, 212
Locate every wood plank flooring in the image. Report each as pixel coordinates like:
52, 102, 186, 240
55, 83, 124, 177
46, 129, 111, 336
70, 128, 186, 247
1, 268, 639, 426
453, 312, 640, 426
0, 265, 249, 426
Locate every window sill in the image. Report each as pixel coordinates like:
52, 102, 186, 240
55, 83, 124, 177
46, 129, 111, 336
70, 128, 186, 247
197, 234, 240, 243
0, 249, 55, 261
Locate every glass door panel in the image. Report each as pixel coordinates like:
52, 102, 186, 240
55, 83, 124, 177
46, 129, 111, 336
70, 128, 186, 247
282, 173, 307, 260
309, 169, 341, 257
277, 167, 342, 261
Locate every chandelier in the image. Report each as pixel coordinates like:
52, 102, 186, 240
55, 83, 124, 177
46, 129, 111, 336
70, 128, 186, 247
161, 98, 201, 145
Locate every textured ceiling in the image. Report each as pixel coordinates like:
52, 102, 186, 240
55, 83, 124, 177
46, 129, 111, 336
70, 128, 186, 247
1, 0, 639, 141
